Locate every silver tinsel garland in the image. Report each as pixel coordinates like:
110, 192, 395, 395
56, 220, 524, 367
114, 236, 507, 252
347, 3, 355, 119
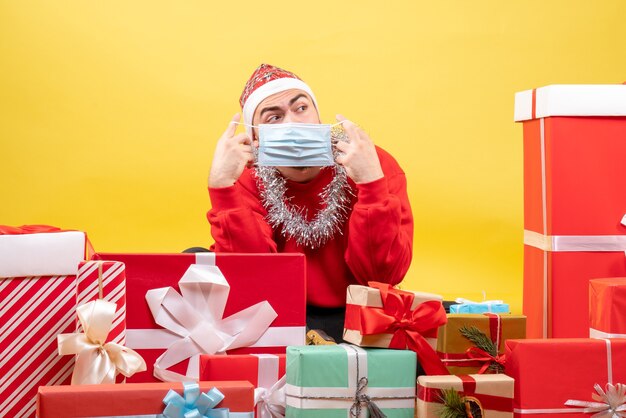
253, 126, 354, 249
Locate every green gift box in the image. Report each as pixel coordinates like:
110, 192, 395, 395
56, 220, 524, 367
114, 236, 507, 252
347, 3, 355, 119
285, 344, 416, 418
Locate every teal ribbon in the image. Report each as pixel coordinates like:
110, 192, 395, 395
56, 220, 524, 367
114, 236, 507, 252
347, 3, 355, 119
162, 382, 230, 418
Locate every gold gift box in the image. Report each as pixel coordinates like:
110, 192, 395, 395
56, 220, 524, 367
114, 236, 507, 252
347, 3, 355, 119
436, 314, 526, 375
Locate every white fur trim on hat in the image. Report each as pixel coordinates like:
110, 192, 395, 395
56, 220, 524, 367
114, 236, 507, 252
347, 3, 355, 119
242, 77, 318, 139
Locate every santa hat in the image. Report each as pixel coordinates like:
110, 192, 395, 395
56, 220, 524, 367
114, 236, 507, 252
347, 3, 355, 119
240, 64, 318, 138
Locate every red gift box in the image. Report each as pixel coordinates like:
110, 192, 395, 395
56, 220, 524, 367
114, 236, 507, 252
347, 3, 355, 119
200, 354, 286, 418
92, 252, 306, 382
0, 226, 87, 418
505, 338, 626, 418
515, 84, 626, 338
37, 380, 254, 417
589, 277, 626, 338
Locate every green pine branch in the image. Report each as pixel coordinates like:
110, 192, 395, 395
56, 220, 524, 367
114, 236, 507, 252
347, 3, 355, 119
438, 388, 484, 418
459, 325, 504, 373
438, 388, 467, 418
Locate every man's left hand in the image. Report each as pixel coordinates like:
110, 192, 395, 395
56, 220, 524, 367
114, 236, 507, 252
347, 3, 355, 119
334, 114, 384, 184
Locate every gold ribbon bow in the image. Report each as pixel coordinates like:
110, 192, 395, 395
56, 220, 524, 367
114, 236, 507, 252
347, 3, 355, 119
58, 300, 146, 384
565, 383, 626, 418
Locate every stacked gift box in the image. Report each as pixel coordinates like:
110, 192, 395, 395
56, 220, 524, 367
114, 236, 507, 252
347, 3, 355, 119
2, 84, 626, 418
503, 83, 626, 417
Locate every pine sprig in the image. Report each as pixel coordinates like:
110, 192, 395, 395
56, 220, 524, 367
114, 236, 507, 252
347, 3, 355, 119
459, 325, 504, 373
438, 388, 466, 418
438, 388, 484, 418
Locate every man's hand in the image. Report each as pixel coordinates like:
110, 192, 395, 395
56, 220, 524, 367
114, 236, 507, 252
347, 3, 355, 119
333, 114, 384, 184
208, 114, 254, 188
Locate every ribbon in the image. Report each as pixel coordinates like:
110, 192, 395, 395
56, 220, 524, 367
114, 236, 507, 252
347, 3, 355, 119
253, 354, 286, 418
0, 224, 62, 234
591, 329, 626, 339
57, 300, 146, 384
162, 383, 230, 418
524, 230, 626, 252
255, 376, 286, 418
145, 262, 278, 381
353, 281, 448, 375
464, 347, 507, 374
565, 383, 626, 418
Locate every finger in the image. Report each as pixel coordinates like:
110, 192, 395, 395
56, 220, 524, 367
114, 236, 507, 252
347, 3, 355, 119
232, 132, 252, 145
333, 140, 349, 152
223, 113, 241, 138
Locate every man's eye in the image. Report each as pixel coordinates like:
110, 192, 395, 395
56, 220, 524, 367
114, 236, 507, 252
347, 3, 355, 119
267, 115, 281, 123
296, 105, 308, 112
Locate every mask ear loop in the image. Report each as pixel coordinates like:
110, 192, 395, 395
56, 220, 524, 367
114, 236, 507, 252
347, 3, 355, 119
229, 121, 349, 128
230, 121, 258, 128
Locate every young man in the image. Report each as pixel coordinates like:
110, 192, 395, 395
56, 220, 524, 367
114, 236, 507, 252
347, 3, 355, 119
207, 64, 413, 342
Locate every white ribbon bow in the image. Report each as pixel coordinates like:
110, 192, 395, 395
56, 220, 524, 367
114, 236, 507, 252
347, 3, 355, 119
565, 383, 626, 418
57, 300, 147, 384
146, 263, 278, 382
254, 375, 287, 418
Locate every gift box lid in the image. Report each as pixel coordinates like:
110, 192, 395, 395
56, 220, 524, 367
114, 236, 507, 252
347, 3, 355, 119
0, 229, 86, 277
514, 84, 626, 122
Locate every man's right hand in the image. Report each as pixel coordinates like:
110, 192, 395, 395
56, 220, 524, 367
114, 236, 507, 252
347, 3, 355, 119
208, 114, 254, 188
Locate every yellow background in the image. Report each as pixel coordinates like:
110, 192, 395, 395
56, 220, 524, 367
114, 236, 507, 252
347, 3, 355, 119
2, 1, 625, 314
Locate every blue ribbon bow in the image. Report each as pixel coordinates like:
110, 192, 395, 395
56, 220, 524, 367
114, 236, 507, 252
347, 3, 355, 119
162, 382, 230, 418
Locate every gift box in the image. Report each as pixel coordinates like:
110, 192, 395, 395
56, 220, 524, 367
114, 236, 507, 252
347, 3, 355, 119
416, 374, 514, 418
589, 277, 626, 338
200, 354, 286, 417
514, 84, 626, 338
92, 252, 306, 382
437, 314, 526, 375
449, 299, 510, 314
343, 282, 448, 375
37, 380, 255, 417
505, 338, 626, 418
0, 225, 87, 418
286, 344, 416, 418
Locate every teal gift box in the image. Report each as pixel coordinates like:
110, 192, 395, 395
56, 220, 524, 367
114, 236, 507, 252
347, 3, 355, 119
285, 344, 416, 418
449, 299, 510, 314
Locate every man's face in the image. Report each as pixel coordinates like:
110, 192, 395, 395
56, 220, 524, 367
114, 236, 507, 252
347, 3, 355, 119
252, 88, 322, 183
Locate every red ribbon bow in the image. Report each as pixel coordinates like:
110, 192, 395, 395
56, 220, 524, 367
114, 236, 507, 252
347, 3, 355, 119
359, 282, 449, 375
0, 224, 63, 235
465, 346, 507, 374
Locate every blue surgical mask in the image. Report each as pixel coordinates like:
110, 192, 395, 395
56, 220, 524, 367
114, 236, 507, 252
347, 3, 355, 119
257, 122, 335, 167
236, 121, 346, 167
